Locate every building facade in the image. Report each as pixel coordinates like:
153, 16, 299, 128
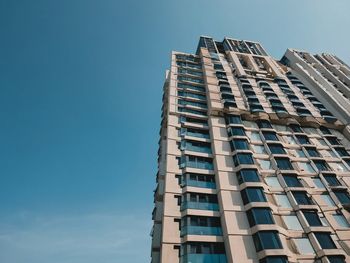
151, 36, 350, 263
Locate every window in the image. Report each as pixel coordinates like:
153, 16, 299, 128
334, 147, 350, 157
284, 135, 297, 144
257, 159, 272, 170
305, 147, 320, 157
246, 208, 274, 227
327, 256, 346, 263
231, 139, 249, 151
320, 126, 332, 135
324, 175, 341, 186
295, 135, 310, 145
268, 144, 286, 154
296, 149, 306, 157
275, 194, 292, 208
275, 158, 293, 170
320, 194, 335, 206
289, 124, 303, 133
259, 257, 288, 263
240, 187, 267, 205
262, 131, 279, 141
265, 177, 282, 189
182, 242, 225, 255
225, 114, 242, 125
303, 211, 323, 226
237, 169, 260, 184
283, 175, 302, 187
298, 162, 316, 173
314, 232, 336, 249
333, 213, 350, 228
228, 127, 246, 136
233, 153, 254, 166
250, 132, 262, 142
252, 231, 283, 251
326, 137, 340, 145
304, 127, 318, 135
257, 120, 272, 129
312, 178, 325, 189
292, 191, 313, 205
313, 160, 331, 171
317, 138, 328, 146
243, 120, 258, 128
294, 238, 314, 254
333, 162, 349, 172
334, 191, 350, 205
252, 145, 266, 154
283, 215, 303, 230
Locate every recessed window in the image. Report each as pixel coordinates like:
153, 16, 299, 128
289, 124, 303, 133
257, 120, 273, 129
252, 145, 267, 154
313, 160, 331, 171
275, 158, 293, 170
298, 162, 316, 173
284, 135, 297, 144
320, 194, 335, 206
333, 213, 350, 228
250, 132, 262, 142
246, 208, 274, 227
295, 135, 310, 145
259, 256, 288, 263
275, 194, 292, 208
311, 178, 325, 189
292, 191, 313, 205
296, 149, 306, 157
327, 255, 346, 263
305, 147, 320, 157
237, 169, 260, 184
265, 177, 282, 189
268, 144, 286, 154
314, 232, 336, 249
262, 131, 279, 141
283, 175, 302, 187
294, 238, 315, 254
231, 139, 249, 151
319, 126, 332, 135
228, 127, 246, 136
334, 191, 350, 205
225, 114, 242, 125
252, 231, 283, 251
303, 210, 323, 226
240, 187, 267, 205
233, 153, 254, 166
317, 138, 328, 146
333, 162, 349, 172
326, 137, 340, 145
334, 147, 350, 157
283, 215, 303, 230
323, 175, 341, 186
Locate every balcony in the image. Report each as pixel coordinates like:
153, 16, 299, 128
183, 179, 216, 189
181, 201, 219, 211
183, 161, 214, 170
181, 254, 227, 263
185, 145, 212, 154
181, 226, 222, 236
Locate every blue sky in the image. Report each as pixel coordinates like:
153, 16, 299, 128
0, 0, 349, 262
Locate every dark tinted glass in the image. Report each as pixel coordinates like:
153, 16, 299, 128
314, 232, 336, 249
283, 175, 302, 187
303, 211, 322, 226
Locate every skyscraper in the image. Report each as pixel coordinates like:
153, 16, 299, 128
151, 36, 350, 263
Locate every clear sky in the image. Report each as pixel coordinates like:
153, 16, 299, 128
0, 0, 349, 262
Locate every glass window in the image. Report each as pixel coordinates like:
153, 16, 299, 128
289, 124, 303, 133
324, 175, 341, 186
305, 147, 320, 157
240, 187, 267, 205
334, 191, 350, 205
237, 169, 260, 184
292, 191, 313, 205
312, 178, 326, 189
333, 162, 349, 172
233, 153, 254, 166
296, 149, 306, 157
333, 213, 350, 228
294, 238, 315, 254
283, 215, 303, 230
273, 124, 288, 132
327, 256, 346, 263
252, 231, 283, 251
334, 147, 350, 157
320, 126, 332, 135
320, 194, 335, 206
326, 137, 340, 145
229, 127, 246, 136
317, 138, 328, 146
258, 159, 273, 170
303, 211, 323, 226
275, 158, 293, 170
257, 120, 273, 129
283, 175, 302, 187
262, 131, 279, 141
265, 177, 282, 189
259, 257, 288, 263
284, 135, 297, 144
225, 114, 242, 125
246, 208, 274, 227
243, 121, 258, 128
296, 135, 310, 145
275, 194, 292, 208
252, 145, 267, 154
313, 160, 331, 171
231, 139, 249, 151
268, 144, 286, 154
250, 132, 262, 142
304, 127, 318, 135
298, 162, 316, 173
314, 232, 336, 249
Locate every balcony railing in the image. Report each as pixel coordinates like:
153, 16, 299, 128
181, 201, 219, 211
181, 226, 222, 236
183, 179, 216, 189
181, 254, 227, 263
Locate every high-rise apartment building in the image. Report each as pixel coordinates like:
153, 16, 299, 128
151, 36, 350, 263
